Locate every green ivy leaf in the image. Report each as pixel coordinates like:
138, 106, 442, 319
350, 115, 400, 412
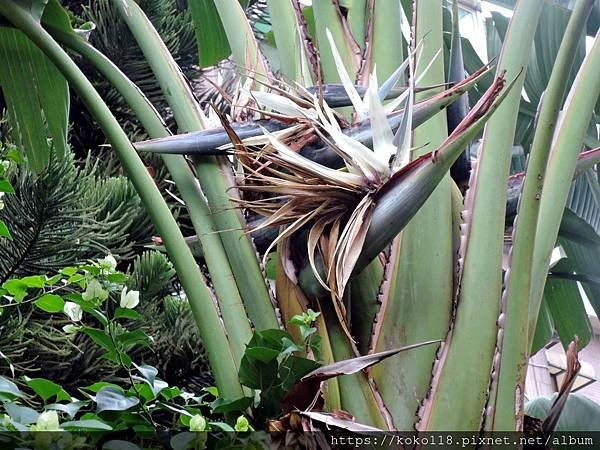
21, 275, 45, 288
95, 387, 139, 413
210, 396, 253, 414
0, 376, 23, 398
34, 293, 64, 313
5, 403, 39, 424
45, 401, 88, 419
239, 354, 278, 391
2, 279, 28, 302
0, 179, 14, 194
80, 327, 115, 352
25, 378, 67, 403
106, 273, 128, 283
61, 419, 113, 431
245, 346, 281, 363
117, 330, 150, 351
133, 363, 157, 386
84, 382, 121, 393
114, 308, 142, 321
0, 221, 11, 240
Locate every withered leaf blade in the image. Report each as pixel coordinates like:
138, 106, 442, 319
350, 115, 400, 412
282, 340, 440, 412
542, 337, 581, 433
299, 411, 383, 433
302, 339, 441, 382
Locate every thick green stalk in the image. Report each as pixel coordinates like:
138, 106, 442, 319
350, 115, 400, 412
49, 27, 253, 365
368, 0, 405, 81
213, 0, 270, 82
112, 0, 278, 331
313, 0, 359, 83
266, 0, 312, 84
0, 1, 243, 399
321, 302, 389, 429
371, 0, 452, 430
529, 32, 600, 347
492, 0, 594, 431
420, 0, 543, 431
348, 0, 368, 50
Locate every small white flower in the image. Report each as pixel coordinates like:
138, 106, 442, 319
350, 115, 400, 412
32, 411, 61, 431
98, 254, 117, 273
120, 287, 140, 309
62, 324, 80, 334
63, 302, 82, 321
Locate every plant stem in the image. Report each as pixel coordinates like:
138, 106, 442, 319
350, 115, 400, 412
419, 0, 543, 431
111, 0, 278, 331
0, 1, 243, 399
492, 0, 594, 431
48, 26, 253, 365
529, 31, 600, 352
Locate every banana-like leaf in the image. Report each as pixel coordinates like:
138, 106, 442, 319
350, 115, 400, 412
526, 394, 600, 432
505, 147, 600, 223
544, 248, 593, 350
0, 16, 69, 171
189, 0, 248, 68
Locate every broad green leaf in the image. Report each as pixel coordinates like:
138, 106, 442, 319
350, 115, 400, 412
133, 363, 157, 386
2, 279, 27, 301
80, 328, 115, 352
61, 419, 113, 431
26, 378, 67, 402
530, 299, 554, 354
5, 403, 39, 425
210, 396, 253, 414
0, 221, 12, 239
0, 179, 14, 194
40, 0, 74, 34
95, 387, 139, 413
34, 293, 65, 313
45, 401, 88, 419
189, 0, 231, 67
543, 274, 592, 349
0, 27, 69, 171
189, 0, 248, 67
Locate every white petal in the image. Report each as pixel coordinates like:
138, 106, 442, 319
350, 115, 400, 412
63, 301, 82, 322
325, 29, 366, 119
366, 70, 395, 165
251, 91, 317, 119
120, 288, 140, 309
